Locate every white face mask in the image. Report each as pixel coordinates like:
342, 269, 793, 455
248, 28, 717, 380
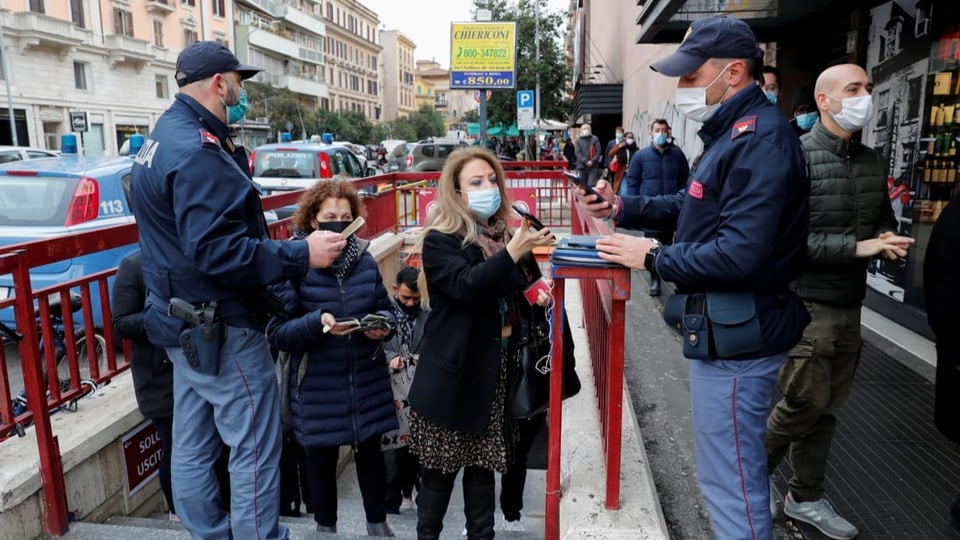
675, 63, 732, 123
826, 93, 874, 132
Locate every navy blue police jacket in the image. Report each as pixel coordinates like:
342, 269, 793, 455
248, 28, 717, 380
616, 84, 811, 359
131, 94, 309, 347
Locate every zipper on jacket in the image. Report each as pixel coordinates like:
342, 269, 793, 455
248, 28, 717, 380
846, 153, 861, 238
337, 273, 362, 448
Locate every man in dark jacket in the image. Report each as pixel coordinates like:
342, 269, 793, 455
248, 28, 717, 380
765, 64, 914, 539
112, 251, 231, 521
130, 42, 345, 539
581, 16, 810, 539
618, 118, 689, 296
574, 123, 602, 186
924, 191, 960, 522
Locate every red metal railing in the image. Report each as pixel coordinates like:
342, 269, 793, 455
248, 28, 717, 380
544, 199, 631, 540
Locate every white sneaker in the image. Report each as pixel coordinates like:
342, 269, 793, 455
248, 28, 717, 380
399, 497, 415, 512
783, 491, 859, 540
461, 527, 467, 536
500, 517, 525, 532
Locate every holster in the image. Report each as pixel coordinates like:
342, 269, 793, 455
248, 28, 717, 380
178, 317, 224, 376
663, 292, 762, 360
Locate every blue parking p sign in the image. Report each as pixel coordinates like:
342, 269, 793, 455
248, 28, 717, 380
517, 90, 534, 109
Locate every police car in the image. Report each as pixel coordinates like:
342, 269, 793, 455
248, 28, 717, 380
0, 156, 140, 328
250, 141, 375, 218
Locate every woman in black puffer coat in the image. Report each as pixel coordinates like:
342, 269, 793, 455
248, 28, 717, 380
267, 179, 398, 537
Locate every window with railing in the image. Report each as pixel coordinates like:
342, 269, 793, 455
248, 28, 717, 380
114, 9, 134, 37
212, 0, 225, 17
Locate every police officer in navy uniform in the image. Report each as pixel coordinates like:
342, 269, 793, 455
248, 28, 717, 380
131, 41, 346, 540
581, 17, 810, 539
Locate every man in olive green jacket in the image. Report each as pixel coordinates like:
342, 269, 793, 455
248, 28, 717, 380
765, 64, 915, 540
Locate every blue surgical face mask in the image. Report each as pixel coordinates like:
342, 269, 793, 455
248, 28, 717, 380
222, 79, 248, 124
795, 112, 817, 131
652, 133, 668, 147
466, 187, 502, 220
764, 90, 778, 105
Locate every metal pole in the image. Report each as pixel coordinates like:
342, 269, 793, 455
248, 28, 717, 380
479, 90, 488, 146
0, 9, 19, 145
534, 0, 541, 160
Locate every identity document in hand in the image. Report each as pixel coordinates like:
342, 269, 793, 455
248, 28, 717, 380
324, 313, 395, 334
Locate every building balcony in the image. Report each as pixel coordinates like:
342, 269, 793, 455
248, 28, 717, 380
145, 0, 176, 15
283, 6, 325, 36
298, 47, 323, 65
280, 74, 328, 98
5, 10, 94, 57
103, 34, 153, 70
239, 0, 286, 18
252, 70, 283, 86
240, 24, 300, 59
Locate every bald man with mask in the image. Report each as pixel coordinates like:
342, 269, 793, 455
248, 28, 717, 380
765, 64, 914, 540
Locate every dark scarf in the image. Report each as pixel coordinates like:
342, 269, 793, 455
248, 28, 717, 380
390, 297, 419, 359
475, 216, 510, 259
293, 228, 365, 281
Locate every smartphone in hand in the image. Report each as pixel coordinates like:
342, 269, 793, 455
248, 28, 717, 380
563, 170, 609, 206
511, 203, 545, 231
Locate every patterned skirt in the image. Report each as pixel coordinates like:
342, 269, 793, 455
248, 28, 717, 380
409, 347, 514, 474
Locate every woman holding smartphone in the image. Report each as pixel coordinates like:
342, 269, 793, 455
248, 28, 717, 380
267, 178, 398, 537
408, 147, 555, 539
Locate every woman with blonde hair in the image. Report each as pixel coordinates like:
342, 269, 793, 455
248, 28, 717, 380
407, 147, 555, 539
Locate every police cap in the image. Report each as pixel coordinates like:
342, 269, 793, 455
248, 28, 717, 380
650, 16, 763, 77
176, 41, 262, 87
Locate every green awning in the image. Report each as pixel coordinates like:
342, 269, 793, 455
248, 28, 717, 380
466, 122, 480, 135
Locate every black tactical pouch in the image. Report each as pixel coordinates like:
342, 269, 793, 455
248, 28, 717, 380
663, 293, 710, 360
179, 320, 224, 376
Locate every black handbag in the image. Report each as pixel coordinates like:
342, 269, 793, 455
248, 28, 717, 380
511, 313, 582, 420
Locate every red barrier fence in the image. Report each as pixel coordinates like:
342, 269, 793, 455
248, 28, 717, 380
543, 199, 631, 540
0, 162, 571, 536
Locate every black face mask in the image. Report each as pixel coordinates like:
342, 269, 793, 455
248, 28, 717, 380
315, 221, 351, 234
397, 299, 421, 316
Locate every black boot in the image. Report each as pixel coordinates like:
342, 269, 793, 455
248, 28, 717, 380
462, 481, 495, 540
416, 484, 453, 540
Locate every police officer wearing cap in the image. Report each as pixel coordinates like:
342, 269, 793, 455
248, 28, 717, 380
131, 41, 346, 540
581, 16, 810, 539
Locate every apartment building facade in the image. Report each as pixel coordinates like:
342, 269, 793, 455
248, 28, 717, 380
0, 0, 232, 154
415, 59, 476, 131
234, 0, 328, 113
379, 29, 414, 121
321, 0, 380, 120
